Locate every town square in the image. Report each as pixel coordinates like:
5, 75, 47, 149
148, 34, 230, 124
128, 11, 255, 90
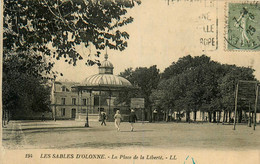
1, 0, 260, 164
3, 120, 260, 150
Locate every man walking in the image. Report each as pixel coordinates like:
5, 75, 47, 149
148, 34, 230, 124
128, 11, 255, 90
129, 109, 137, 132
101, 112, 107, 126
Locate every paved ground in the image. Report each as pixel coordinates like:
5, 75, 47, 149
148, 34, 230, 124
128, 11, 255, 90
2, 120, 260, 150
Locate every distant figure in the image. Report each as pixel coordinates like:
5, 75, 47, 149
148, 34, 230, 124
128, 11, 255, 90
114, 110, 122, 131
230, 117, 234, 123
101, 112, 107, 126
129, 109, 138, 132
168, 109, 172, 122
153, 109, 158, 122
41, 113, 45, 121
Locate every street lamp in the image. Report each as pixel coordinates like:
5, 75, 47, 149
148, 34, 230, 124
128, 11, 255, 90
85, 108, 89, 127
85, 96, 89, 127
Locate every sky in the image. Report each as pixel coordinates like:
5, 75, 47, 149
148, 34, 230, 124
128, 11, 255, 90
53, 0, 260, 83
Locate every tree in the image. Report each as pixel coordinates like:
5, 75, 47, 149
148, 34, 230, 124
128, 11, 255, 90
162, 55, 194, 79
160, 55, 219, 122
120, 65, 160, 122
157, 55, 256, 123
4, 0, 141, 68
219, 65, 256, 123
2, 53, 51, 125
151, 75, 186, 121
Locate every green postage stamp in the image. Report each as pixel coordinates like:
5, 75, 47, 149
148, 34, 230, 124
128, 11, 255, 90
225, 2, 260, 51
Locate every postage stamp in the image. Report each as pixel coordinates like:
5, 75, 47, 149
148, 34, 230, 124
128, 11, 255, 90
225, 2, 260, 51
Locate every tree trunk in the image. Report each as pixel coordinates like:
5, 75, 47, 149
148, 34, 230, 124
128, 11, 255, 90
238, 110, 242, 123
2, 110, 7, 127
7, 110, 10, 124
217, 111, 220, 125
186, 111, 190, 122
163, 111, 168, 122
228, 111, 232, 124
166, 109, 169, 122
248, 112, 251, 127
225, 111, 228, 122
222, 110, 226, 125
208, 112, 211, 122
213, 112, 216, 123
226, 111, 229, 123
148, 108, 153, 122
193, 111, 197, 122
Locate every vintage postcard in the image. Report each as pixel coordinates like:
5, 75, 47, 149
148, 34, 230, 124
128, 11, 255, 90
1, 0, 260, 164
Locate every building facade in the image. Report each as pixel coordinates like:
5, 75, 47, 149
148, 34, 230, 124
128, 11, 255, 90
50, 81, 133, 121
50, 81, 90, 120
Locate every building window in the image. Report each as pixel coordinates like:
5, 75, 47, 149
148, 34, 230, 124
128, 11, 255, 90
62, 86, 66, 92
81, 109, 86, 113
62, 108, 65, 116
61, 98, 66, 105
82, 99, 86, 106
72, 98, 76, 105
94, 96, 100, 106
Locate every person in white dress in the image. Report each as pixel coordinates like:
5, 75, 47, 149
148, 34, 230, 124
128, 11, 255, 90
114, 110, 122, 131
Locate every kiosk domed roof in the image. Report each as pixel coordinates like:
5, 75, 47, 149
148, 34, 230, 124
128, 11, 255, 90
83, 74, 132, 87
82, 54, 132, 88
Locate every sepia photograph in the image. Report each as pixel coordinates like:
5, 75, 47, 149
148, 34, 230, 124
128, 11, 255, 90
1, 0, 260, 163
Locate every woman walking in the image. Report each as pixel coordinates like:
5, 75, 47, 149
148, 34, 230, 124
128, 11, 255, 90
129, 109, 137, 132
114, 110, 122, 131
100, 112, 107, 126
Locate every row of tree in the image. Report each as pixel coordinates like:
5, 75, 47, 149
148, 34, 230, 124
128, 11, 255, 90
2, 53, 51, 125
120, 55, 257, 123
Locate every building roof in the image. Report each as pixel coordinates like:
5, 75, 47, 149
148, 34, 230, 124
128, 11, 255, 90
81, 54, 133, 89
54, 81, 80, 92
100, 55, 114, 68
83, 74, 132, 87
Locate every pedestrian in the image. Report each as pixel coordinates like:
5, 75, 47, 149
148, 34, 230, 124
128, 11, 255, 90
129, 109, 137, 132
153, 109, 158, 122
114, 110, 122, 131
41, 113, 45, 121
167, 109, 172, 122
101, 112, 107, 126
